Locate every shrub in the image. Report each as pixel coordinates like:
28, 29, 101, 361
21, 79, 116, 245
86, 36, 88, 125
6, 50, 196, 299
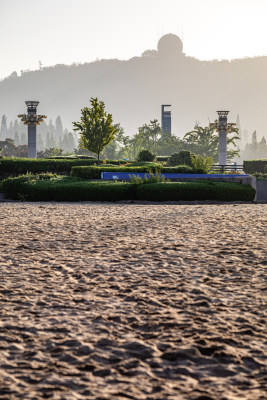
137, 149, 156, 162
254, 173, 267, 181
243, 160, 267, 174
129, 168, 167, 185
0, 157, 125, 179
2, 174, 136, 202
71, 165, 195, 180
125, 161, 161, 167
2, 175, 255, 202
156, 156, 170, 162
136, 182, 255, 202
168, 151, 194, 167
47, 155, 97, 160
191, 155, 214, 174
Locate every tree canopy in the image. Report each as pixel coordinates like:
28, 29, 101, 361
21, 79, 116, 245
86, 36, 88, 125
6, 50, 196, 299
73, 98, 118, 163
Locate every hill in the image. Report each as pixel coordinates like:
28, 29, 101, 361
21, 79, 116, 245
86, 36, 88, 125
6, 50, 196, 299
0, 34, 266, 137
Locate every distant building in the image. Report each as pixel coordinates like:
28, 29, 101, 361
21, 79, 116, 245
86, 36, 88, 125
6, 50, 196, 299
161, 105, 171, 139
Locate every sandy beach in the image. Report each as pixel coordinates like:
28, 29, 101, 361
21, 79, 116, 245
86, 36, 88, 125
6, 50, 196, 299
0, 203, 266, 400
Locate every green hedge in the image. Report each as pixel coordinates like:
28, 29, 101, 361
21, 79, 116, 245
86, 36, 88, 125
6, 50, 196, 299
46, 155, 97, 160
156, 156, 170, 162
254, 173, 267, 181
243, 160, 267, 174
0, 157, 125, 178
71, 165, 198, 179
2, 174, 255, 202
2, 175, 136, 202
136, 182, 255, 202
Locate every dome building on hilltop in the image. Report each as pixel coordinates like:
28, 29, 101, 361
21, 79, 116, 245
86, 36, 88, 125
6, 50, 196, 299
157, 34, 184, 58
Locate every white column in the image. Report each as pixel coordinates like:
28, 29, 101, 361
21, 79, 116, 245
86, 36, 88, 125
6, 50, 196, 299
218, 131, 227, 166
28, 123, 37, 158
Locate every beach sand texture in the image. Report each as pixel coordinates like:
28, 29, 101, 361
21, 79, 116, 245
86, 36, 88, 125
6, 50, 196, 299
0, 203, 266, 400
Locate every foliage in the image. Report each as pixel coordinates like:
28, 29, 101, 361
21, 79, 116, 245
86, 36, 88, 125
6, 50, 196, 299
137, 149, 156, 162
240, 132, 267, 161
125, 162, 162, 167
73, 97, 119, 163
156, 156, 170, 162
101, 124, 125, 160
2, 174, 136, 202
2, 174, 255, 202
71, 165, 196, 180
130, 168, 167, 185
0, 157, 125, 179
45, 155, 97, 160
243, 159, 267, 174
183, 123, 240, 162
0, 139, 28, 157
190, 154, 214, 174
254, 173, 267, 181
136, 182, 255, 202
116, 120, 184, 160
168, 151, 194, 167
37, 147, 63, 158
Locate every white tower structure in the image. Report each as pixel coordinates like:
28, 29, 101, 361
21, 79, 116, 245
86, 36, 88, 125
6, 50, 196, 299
18, 101, 46, 158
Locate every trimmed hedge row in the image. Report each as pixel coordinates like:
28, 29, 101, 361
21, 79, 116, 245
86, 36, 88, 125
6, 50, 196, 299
156, 156, 170, 162
70, 165, 198, 179
2, 174, 256, 202
47, 155, 97, 160
243, 160, 267, 174
137, 182, 255, 202
0, 157, 125, 178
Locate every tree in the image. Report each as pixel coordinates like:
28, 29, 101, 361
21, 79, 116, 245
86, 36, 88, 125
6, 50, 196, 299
0, 138, 27, 157
8, 121, 14, 139
55, 116, 64, 141
14, 132, 20, 146
102, 123, 125, 160
183, 123, 240, 162
157, 132, 184, 156
73, 97, 119, 163
37, 133, 44, 151
20, 132, 27, 145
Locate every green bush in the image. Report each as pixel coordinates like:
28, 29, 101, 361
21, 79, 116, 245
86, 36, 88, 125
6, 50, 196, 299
137, 149, 156, 162
156, 156, 170, 162
71, 165, 195, 180
254, 173, 267, 181
125, 161, 161, 167
0, 157, 126, 179
191, 155, 214, 174
47, 155, 97, 160
2, 174, 255, 202
2, 174, 136, 202
243, 159, 267, 174
130, 168, 167, 185
136, 182, 255, 202
168, 151, 195, 167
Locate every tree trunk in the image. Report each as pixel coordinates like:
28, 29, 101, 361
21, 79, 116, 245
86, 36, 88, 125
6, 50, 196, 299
97, 152, 100, 165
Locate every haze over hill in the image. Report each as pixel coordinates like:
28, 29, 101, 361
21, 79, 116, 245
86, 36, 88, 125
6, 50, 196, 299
0, 34, 266, 138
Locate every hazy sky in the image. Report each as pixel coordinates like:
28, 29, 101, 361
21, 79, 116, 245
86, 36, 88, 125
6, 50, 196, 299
0, 0, 266, 80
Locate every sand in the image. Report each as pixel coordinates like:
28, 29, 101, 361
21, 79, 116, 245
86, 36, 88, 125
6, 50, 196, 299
0, 203, 266, 400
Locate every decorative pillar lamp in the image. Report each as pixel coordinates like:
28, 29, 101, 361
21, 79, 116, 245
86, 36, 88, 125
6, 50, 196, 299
210, 111, 236, 166
18, 101, 47, 158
